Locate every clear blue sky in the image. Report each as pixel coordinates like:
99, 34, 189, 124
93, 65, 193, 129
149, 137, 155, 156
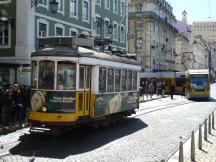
168, 0, 216, 24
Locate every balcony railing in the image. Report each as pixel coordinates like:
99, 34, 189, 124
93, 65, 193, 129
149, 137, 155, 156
129, 11, 177, 32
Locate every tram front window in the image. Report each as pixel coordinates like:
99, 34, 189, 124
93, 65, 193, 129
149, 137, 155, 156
39, 61, 55, 89
57, 62, 76, 90
191, 75, 208, 90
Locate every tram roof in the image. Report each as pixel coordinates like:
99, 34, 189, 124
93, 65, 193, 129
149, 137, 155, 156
31, 46, 140, 66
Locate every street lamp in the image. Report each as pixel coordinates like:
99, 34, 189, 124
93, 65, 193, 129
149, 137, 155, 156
31, 0, 59, 14
202, 43, 212, 75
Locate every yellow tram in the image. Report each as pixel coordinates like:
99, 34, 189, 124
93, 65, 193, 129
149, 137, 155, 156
140, 72, 185, 95
28, 37, 141, 133
185, 69, 210, 99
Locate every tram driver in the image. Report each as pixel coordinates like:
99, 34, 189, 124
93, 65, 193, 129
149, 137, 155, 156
42, 69, 54, 89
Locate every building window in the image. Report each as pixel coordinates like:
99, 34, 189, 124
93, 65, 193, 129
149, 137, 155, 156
113, 0, 118, 13
95, 16, 101, 35
55, 24, 65, 36
40, 0, 47, 5
136, 22, 143, 30
70, 0, 77, 17
104, 19, 111, 38
56, 0, 64, 13
96, 0, 101, 5
39, 23, 47, 37
120, 26, 125, 42
120, 2, 125, 15
0, 21, 9, 46
56, 27, 63, 36
71, 31, 76, 36
70, 28, 78, 36
136, 3, 142, 13
113, 23, 118, 41
37, 19, 49, 38
82, 0, 90, 22
105, 0, 110, 9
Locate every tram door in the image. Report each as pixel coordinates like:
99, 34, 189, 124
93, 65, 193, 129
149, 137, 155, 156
78, 66, 91, 116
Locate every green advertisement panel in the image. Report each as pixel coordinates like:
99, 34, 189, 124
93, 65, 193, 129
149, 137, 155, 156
31, 90, 76, 113
94, 92, 138, 117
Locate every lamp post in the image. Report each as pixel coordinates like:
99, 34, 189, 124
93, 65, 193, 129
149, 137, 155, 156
202, 43, 212, 76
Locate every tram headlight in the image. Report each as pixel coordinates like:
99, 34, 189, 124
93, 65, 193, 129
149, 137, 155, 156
42, 106, 47, 112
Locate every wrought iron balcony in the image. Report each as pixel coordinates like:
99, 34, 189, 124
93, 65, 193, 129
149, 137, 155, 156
128, 11, 177, 32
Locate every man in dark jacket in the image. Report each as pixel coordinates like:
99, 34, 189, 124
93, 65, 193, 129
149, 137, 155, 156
170, 84, 175, 99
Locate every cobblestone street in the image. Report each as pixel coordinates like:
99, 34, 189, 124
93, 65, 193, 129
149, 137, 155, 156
0, 84, 215, 162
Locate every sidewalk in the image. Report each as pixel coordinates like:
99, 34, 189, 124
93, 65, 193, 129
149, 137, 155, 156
184, 128, 216, 162
168, 116, 216, 162
0, 123, 28, 135
139, 94, 167, 103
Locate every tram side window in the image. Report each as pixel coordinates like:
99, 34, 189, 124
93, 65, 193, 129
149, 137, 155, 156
107, 68, 114, 92
57, 62, 76, 90
132, 71, 137, 90
38, 61, 55, 89
79, 66, 85, 89
86, 67, 91, 89
99, 67, 107, 92
115, 69, 121, 92
176, 78, 185, 87
122, 70, 127, 91
31, 61, 37, 88
127, 70, 132, 91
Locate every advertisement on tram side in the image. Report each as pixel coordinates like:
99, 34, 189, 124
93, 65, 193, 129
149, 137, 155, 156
94, 92, 138, 117
31, 90, 76, 113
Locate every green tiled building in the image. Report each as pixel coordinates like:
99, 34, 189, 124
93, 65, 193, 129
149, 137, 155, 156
0, 0, 128, 86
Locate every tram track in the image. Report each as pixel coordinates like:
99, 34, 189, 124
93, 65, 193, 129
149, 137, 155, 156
132, 100, 194, 118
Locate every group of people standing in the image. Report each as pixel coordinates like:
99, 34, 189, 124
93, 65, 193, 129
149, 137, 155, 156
141, 81, 176, 100
0, 83, 30, 128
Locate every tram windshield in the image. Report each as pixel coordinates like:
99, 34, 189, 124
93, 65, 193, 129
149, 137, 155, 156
57, 61, 76, 90
190, 74, 209, 90
39, 61, 55, 89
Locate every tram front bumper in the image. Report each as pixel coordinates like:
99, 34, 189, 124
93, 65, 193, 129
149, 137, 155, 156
28, 112, 78, 126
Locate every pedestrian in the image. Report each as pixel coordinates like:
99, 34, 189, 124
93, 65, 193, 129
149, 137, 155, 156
156, 82, 161, 97
182, 84, 186, 98
6, 84, 14, 126
144, 81, 149, 99
141, 81, 145, 100
153, 81, 157, 94
169, 84, 175, 99
11, 84, 25, 127
19, 85, 27, 123
149, 82, 154, 99
161, 82, 165, 98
